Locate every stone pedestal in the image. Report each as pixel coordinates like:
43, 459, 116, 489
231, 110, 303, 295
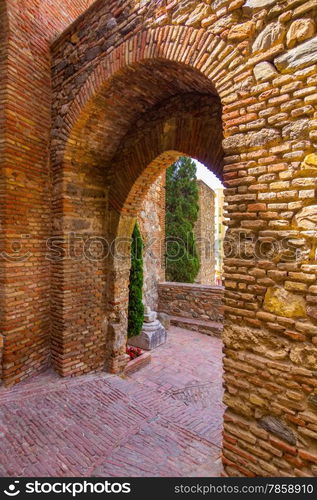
128, 307, 167, 351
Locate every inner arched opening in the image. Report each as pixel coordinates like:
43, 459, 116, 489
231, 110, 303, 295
116, 153, 225, 478
133, 156, 226, 312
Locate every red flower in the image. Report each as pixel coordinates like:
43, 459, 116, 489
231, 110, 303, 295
126, 346, 143, 360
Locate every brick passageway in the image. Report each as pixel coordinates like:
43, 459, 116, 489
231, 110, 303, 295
0, 327, 224, 477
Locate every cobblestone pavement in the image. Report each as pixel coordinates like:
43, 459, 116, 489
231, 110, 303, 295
0, 327, 224, 477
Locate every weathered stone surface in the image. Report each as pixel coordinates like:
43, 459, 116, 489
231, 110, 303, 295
304, 154, 317, 167
64, 64, 75, 78
294, 205, 317, 231
144, 308, 157, 323
248, 128, 280, 147
286, 19, 316, 49
290, 346, 317, 370
106, 322, 125, 351
301, 153, 317, 172
186, 4, 211, 27
210, 14, 237, 35
84, 46, 102, 61
275, 36, 317, 71
223, 323, 290, 360
253, 61, 278, 82
213, 0, 230, 8
307, 306, 317, 320
252, 22, 285, 53
223, 128, 280, 153
264, 287, 306, 318
259, 416, 297, 445
128, 323, 167, 350
121, 18, 142, 37
308, 394, 317, 409
282, 119, 309, 140
96, 17, 117, 38
138, 174, 165, 311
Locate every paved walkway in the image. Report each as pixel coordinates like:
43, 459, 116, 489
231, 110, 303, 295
0, 327, 224, 477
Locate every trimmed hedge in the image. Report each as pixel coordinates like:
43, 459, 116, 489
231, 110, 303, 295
128, 223, 145, 338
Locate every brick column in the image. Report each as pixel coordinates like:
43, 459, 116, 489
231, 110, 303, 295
104, 211, 135, 373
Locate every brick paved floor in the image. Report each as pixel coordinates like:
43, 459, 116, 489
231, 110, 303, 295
0, 327, 224, 477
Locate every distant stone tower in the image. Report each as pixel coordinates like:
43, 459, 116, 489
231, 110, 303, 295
194, 180, 216, 285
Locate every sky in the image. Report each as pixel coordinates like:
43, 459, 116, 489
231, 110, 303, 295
195, 160, 224, 191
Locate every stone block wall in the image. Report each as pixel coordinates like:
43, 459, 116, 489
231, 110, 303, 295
195, 180, 216, 285
158, 282, 224, 323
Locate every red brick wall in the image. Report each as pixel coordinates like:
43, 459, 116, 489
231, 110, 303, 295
1, 0, 99, 385
0, 2, 7, 381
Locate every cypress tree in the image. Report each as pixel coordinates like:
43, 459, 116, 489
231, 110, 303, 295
128, 223, 145, 338
165, 156, 200, 283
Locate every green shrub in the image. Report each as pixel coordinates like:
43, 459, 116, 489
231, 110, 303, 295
128, 223, 145, 338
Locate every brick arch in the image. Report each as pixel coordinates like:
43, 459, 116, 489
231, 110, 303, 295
51, 26, 232, 381
51, 57, 227, 378
104, 90, 223, 369
58, 25, 241, 156
111, 92, 223, 214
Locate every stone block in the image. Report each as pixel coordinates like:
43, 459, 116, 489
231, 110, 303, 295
294, 205, 317, 230
253, 62, 278, 82
275, 36, 317, 71
286, 19, 315, 49
245, 0, 276, 7
259, 416, 297, 446
252, 23, 285, 53
223, 128, 280, 153
264, 286, 306, 318
228, 21, 255, 42
282, 119, 309, 140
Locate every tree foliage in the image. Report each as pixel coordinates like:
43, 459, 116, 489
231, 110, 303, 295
128, 223, 145, 338
165, 156, 200, 283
